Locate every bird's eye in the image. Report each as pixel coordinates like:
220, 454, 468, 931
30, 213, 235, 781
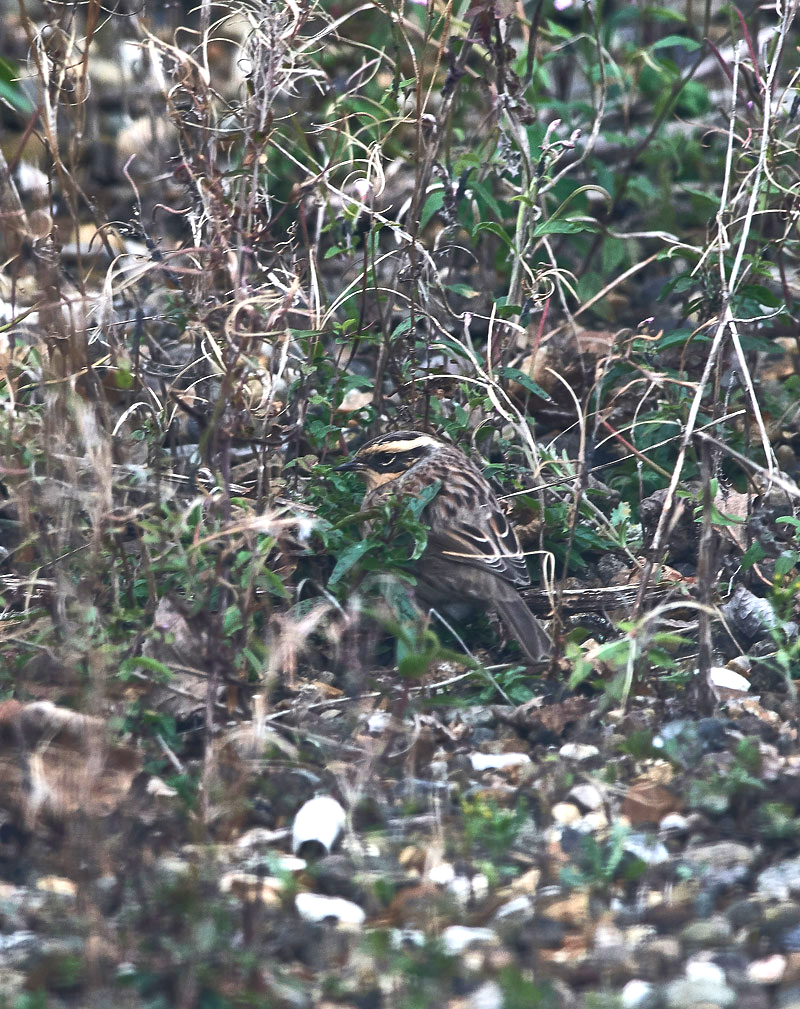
379, 453, 396, 469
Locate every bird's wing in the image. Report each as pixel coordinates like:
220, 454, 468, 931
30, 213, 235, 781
427, 503, 531, 589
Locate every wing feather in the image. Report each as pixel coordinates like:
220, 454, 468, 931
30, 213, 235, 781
427, 502, 530, 589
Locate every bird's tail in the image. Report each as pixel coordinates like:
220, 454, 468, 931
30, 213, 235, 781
495, 595, 552, 663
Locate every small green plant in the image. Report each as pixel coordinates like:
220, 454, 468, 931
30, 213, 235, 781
687, 738, 764, 816
473, 663, 539, 705
561, 821, 646, 892
11, 994, 48, 1009
0, 55, 34, 114
498, 966, 559, 1009
617, 729, 661, 762
767, 519, 800, 685
461, 796, 528, 871
606, 501, 641, 552
568, 627, 688, 703
760, 801, 800, 843
119, 863, 284, 1009
309, 464, 436, 588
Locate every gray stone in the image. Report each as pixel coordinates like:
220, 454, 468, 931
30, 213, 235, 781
763, 901, 800, 936
0, 891, 28, 933
685, 958, 726, 984
758, 857, 800, 901
441, 926, 498, 954
664, 976, 736, 1008
683, 841, 755, 890
492, 895, 535, 926
660, 813, 689, 834
779, 924, 800, 953
0, 968, 25, 1001
0, 932, 38, 969
449, 706, 503, 729
636, 936, 682, 975
92, 874, 121, 916
679, 915, 733, 948
154, 855, 192, 881
467, 980, 503, 1009
624, 833, 670, 865
568, 783, 605, 811
726, 897, 765, 929
559, 743, 600, 761
776, 984, 800, 1009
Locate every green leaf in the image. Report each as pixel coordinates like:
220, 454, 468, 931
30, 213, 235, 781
261, 567, 291, 599
420, 189, 445, 230
392, 318, 413, 338
470, 179, 505, 221
410, 528, 428, 560
545, 20, 574, 39
681, 185, 720, 210
407, 479, 441, 520
676, 79, 711, 116
433, 336, 484, 364
642, 6, 687, 20
775, 551, 799, 577
397, 629, 440, 679
740, 541, 766, 571
453, 152, 482, 173
494, 297, 523, 315
114, 366, 134, 390
533, 218, 598, 237
649, 35, 702, 52
223, 605, 243, 635
328, 540, 374, 585
658, 274, 697, 297
657, 328, 708, 350
739, 284, 782, 308
707, 503, 746, 527
601, 237, 627, 275
473, 221, 513, 247
119, 656, 174, 682
445, 282, 480, 297
0, 58, 33, 115
497, 366, 552, 401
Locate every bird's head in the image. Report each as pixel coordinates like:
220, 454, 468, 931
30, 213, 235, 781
334, 430, 444, 491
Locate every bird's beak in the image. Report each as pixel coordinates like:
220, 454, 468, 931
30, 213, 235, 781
332, 458, 363, 473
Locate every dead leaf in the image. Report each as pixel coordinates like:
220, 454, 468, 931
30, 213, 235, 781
621, 781, 681, 826
502, 696, 590, 737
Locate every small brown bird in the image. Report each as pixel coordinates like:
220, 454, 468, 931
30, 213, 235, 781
335, 430, 552, 662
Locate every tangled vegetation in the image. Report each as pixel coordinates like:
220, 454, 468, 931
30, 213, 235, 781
0, 0, 799, 1005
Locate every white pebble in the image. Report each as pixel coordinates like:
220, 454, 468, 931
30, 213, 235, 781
291, 795, 346, 856
469, 752, 532, 771
294, 892, 365, 927
559, 743, 600, 761
747, 954, 786, 985
621, 979, 655, 1009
